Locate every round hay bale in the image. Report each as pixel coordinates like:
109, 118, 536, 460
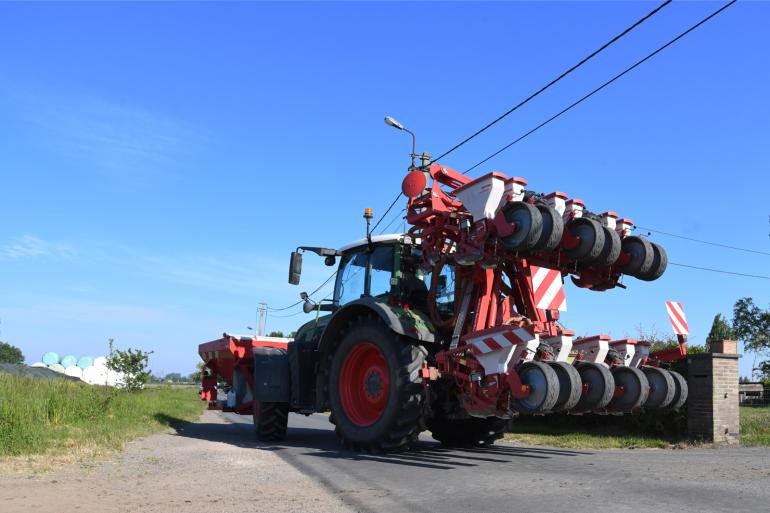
77, 356, 94, 369
31, 362, 47, 368
82, 365, 107, 385
48, 363, 65, 373
42, 352, 60, 365
60, 355, 78, 368
64, 365, 83, 379
93, 356, 107, 368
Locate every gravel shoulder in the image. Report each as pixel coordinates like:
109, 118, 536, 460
0, 410, 352, 513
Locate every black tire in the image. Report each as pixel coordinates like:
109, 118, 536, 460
328, 316, 427, 452
668, 370, 689, 410
642, 366, 676, 410
511, 361, 560, 414
574, 362, 615, 411
620, 236, 654, 277
565, 218, 606, 262
427, 416, 508, 448
253, 400, 289, 442
608, 366, 649, 412
637, 243, 668, 281
533, 204, 564, 252
596, 226, 622, 267
547, 361, 582, 412
502, 202, 544, 251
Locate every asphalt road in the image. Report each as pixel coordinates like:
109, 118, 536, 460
218, 412, 770, 513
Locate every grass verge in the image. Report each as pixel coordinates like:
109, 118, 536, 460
0, 374, 205, 461
504, 407, 770, 449
740, 407, 770, 446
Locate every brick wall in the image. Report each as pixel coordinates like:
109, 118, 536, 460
686, 352, 740, 444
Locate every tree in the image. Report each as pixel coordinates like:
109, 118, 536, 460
267, 330, 285, 338
105, 338, 153, 392
164, 372, 183, 383
0, 341, 24, 364
705, 314, 735, 351
733, 297, 770, 380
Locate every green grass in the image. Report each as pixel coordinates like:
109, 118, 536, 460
740, 406, 770, 446
504, 407, 770, 449
504, 415, 672, 449
0, 374, 205, 459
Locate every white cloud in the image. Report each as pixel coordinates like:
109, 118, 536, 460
0, 234, 76, 260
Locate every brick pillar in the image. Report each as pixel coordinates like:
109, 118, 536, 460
686, 340, 740, 444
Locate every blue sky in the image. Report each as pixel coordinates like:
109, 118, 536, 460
0, 1, 767, 377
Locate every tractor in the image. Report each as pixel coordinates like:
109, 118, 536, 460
199, 159, 688, 452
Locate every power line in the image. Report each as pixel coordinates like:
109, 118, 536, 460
464, 0, 737, 174
635, 225, 770, 257
370, 192, 403, 234
430, 0, 672, 164
669, 262, 770, 280
378, 207, 407, 235
266, 270, 337, 311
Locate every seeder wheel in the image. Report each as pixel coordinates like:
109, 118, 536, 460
608, 366, 649, 412
619, 236, 654, 277
642, 366, 675, 409
637, 243, 668, 281
668, 370, 688, 410
502, 202, 543, 251
511, 361, 560, 414
596, 226, 622, 267
565, 218, 606, 262
547, 361, 582, 412
533, 204, 564, 252
574, 362, 615, 411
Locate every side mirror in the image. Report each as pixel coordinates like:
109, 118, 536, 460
300, 292, 316, 313
289, 252, 303, 285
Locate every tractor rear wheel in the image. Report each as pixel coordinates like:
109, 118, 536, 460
427, 416, 508, 448
252, 399, 289, 442
328, 316, 427, 452
668, 370, 689, 410
574, 362, 615, 411
642, 366, 676, 409
511, 361, 560, 414
547, 361, 582, 412
608, 366, 649, 412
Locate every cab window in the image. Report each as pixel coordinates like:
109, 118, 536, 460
334, 244, 394, 306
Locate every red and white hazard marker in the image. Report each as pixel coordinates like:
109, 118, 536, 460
665, 301, 688, 335
531, 265, 567, 311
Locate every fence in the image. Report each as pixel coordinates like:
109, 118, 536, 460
739, 383, 770, 406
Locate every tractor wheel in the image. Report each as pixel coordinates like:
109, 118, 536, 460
637, 243, 668, 281
511, 361, 560, 414
427, 416, 508, 448
252, 399, 289, 442
608, 366, 649, 412
547, 361, 582, 412
596, 226, 622, 267
502, 202, 544, 251
642, 366, 676, 409
565, 218, 606, 262
533, 204, 564, 252
668, 370, 689, 410
574, 362, 615, 411
620, 236, 654, 277
328, 316, 427, 452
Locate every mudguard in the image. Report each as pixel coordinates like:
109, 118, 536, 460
317, 297, 435, 356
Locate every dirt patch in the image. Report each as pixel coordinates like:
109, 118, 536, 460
0, 410, 352, 513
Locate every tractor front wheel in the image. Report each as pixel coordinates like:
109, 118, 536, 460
252, 399, 289, 442
328, 316, 427, 452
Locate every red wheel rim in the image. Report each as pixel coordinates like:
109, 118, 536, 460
339, 342, 390, 426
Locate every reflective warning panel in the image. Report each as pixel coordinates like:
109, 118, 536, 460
665, 301, 688, 335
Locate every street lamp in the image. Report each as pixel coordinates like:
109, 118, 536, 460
384, 116, 417, 169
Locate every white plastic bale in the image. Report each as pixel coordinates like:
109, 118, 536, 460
30, 362, 47, 368
64, 365, 84, 380
48, 363, 65, 373
82, 366, 107, 385
93, 356, 107, 368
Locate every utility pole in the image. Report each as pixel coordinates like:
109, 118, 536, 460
257, 303, 267, 337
